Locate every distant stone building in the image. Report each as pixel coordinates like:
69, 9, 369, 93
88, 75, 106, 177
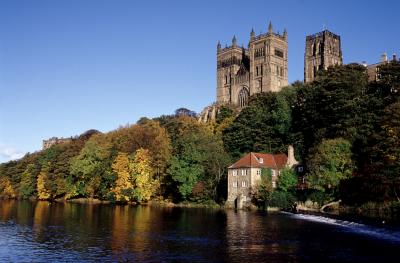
198, 104, 217, 123
304, 30, 343, 83
217, 22, 288, 108
42, 137, 71, 150
366, 53, 398, 81
226, 145, 298, 209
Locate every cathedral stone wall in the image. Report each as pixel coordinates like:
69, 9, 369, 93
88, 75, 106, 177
216, 22, 288, 108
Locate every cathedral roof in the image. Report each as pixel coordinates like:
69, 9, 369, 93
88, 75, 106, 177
228, 152, 288, 170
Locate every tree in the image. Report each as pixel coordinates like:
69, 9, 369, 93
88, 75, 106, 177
223, 90, 293, 159
293, 64, 368, 155
164, 116, 230, 201
277, 167, 297, 192
37, 165, 52, 200
307, 138, 354, 192
253, 168, 273, 206
69, 137, 114, 199
168, 156, 204, 200
19, 164, 36, 198
111, 152, 133, 202
131, 148, 158, 202
175, 107, 197, 118
0, 177, 16, 198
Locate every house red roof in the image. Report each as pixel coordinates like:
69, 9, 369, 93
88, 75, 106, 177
228, 152, 288, 170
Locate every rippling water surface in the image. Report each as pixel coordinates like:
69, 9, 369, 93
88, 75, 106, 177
0, 200, 400, 262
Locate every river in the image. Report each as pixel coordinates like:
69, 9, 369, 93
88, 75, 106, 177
0, 200, 399, 262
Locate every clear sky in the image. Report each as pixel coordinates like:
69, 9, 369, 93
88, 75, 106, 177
0, 0, 399, 163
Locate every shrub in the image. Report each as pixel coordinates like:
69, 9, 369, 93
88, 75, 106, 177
269, 191, 296, 209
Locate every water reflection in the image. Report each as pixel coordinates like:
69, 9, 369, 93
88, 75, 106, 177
0, 200, 399, 262
225, 210, 300, 262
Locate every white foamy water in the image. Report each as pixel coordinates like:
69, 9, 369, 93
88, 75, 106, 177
285, 212, 400, 243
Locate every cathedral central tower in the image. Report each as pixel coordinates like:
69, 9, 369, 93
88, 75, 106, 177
216, 22, 288, 108
304, 30, 342, 83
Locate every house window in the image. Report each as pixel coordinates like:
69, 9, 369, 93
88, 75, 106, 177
241, 169, 246, 176
259, 158, 263, 164
272, 181, 276, 188
242, 181, 247, 187
257, 170, 261, 175
233, 181, 238, 188
271, 170, 276, 177
233, 170, 237, 176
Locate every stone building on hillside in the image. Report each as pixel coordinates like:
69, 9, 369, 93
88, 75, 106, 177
42, 137, 71, 150
216, 22, 288, 108
226, 145, 298, 209
366, 53, 398, 81
304, 30, 343, 83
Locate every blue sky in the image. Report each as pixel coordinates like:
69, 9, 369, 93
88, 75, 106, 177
1, 0, 399, 163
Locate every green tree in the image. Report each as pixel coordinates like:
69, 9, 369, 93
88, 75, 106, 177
293, 64, 368, 154
223, 90, 294, 159
307, 138, 354, 192
253, 168, 273, 205
69, 137, 114, 199
168, 156, 204, 200
19, 164, 36, 198
277, 167, 297, 192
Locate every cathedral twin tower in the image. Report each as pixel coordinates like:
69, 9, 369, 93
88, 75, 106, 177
216, 22, 342, 108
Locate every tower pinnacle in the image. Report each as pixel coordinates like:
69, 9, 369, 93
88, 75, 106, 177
232, 35, 237, 47
268, 21, 273, 33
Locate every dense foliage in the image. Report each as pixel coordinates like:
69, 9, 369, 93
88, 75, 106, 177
1, 62, 400, 209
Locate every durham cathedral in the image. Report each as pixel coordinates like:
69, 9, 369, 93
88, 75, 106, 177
198, 21, 343, 122
217, 22, 289, 107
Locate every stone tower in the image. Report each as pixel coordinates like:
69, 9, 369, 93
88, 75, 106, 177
304, 30, 342, 83
216, 22, 288, 108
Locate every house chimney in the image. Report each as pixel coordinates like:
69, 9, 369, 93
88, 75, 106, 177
393, 53, 397, 62
286, 145, 298, 168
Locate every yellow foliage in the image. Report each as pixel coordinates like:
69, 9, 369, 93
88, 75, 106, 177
0, 177, 16, 198
37, 171, 51, 200
131, 148, 158, 202
111, 152, 133, 202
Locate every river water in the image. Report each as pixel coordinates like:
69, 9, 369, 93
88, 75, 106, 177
0, 200, 399, 262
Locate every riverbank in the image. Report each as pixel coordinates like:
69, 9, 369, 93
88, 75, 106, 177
1, 196, 399, 224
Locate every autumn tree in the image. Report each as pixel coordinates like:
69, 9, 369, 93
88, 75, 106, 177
131, 148, 158, 202
0, 177, 16, 198
111, 152, 133, 202
37, 164, 52, 200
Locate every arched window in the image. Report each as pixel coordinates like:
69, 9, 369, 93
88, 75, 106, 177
238, 87, 249, 108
